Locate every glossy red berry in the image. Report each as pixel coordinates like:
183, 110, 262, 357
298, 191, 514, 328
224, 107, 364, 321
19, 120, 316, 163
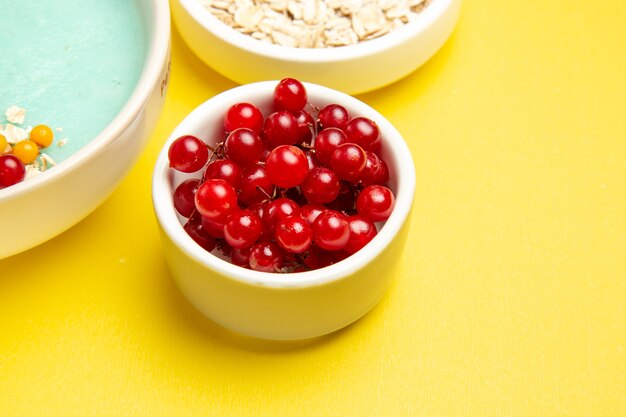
312, 210, 350, 251
224, 128, 264, 167
223, 209, 263, 249
344, 215, 377, 254
201, 216, 226, 238
194, 178, 238, 222
317, 104, 350, 130
203, 159, 243, 189
356, 185, 395, 222
224, 102, 264, 133
359, 151, 389, 186
263, 198, 301, 230
366, 136, 382, 155
301, 166, 340, 204
0, 155, 26, 188
345, 117, 379, 149
313, 127, 346, 165
304, 150, 321, 170
238, 165, 275, 205
294, 110, 315, 143
376, 158, 389, 184
304, 246, 349, 269
325, 181, 356, 213
183, 212, 217, 252
230, 247, 252, 267
173, 178, 200, 218
329, 143, 367, 181
262, 111, 299, 148
274, 216, 313, 254
168, 135, 209, 173
265, 145, 308, 188
274, 78, 307, 112
249, 241, 285, 272
300, 203, 326, 225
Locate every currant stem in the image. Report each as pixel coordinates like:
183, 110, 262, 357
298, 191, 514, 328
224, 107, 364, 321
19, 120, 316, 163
256, 185, 273, 201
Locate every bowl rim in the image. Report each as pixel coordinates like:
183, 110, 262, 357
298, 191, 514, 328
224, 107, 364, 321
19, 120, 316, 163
152, 81, 416, 289
177, 0, 457, 62
0, 0, 171, 202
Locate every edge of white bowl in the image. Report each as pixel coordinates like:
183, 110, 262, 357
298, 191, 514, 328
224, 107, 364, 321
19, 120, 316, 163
0, 0, 171, 203
177, 0, 457, 63
153, 81, 416, 289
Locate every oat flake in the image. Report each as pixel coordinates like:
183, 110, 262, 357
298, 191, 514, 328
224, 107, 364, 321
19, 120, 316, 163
5, 106, 26, 124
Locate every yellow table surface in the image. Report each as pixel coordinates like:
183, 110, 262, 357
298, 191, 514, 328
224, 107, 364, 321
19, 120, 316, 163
2, 0, 625, 415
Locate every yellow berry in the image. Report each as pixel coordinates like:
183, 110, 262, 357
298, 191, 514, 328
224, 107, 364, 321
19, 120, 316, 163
12, 140, 40, 164
0, 134, 7, 154
30, 124, 54, 148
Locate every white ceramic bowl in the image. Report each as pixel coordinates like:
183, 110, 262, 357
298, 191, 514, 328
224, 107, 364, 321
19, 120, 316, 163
172, 0, 461, 94
0, 0, 171, 259
152, 81, 416, 340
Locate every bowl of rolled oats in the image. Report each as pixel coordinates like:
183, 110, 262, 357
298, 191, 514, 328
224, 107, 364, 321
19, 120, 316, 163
172, 0, 461, 94
0, 0, 171, 259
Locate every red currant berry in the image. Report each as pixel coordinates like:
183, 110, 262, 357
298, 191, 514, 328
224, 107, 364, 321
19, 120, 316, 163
247, 202, 266, 221
344, 215, 377, 254
326, 181, 356, 213
312, 210, 350, 251
262, 111, 299, 148
273, 78, 308, 112
201, 216, 226, 238
230, 246, 252, 267
223, 209, 263, 249
294, 110, 315, 143
366, 136, 382, 155
224, 102, 264, 133
301, 167, 340, 204
265, 145, 308, 188
317, 104, 350, 130
173, 178, 200, 218
168, 135, 209, 173
263, 198, 301, 231
357, 151, 379, 186
224, 128, 264, 167
313, 128, 346, 165
203, 159, 243, 189
249, 241, 285, 272
239, 165, 275, 206
194, 178, 238, 222
304, 150, 321, 170
345, 117, 379, 149
303, 246, 349, 269
0, 154, 26, 188
356, 185, 395, 222
329, 143, 367, 181
248, 202, 272, 239
376, 158, 389, 184
300, 203, 326, 225
183, 212, 217, 252
274, 216, 313, 254
359, 151, 389, 186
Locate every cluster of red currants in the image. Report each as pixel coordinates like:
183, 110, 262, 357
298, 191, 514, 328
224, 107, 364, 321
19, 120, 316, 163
168, 78, 395, 273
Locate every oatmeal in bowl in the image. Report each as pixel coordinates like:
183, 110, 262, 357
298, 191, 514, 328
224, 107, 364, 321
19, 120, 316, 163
172, 0, 461, 94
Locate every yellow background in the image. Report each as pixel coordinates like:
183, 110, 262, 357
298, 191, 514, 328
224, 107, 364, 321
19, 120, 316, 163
1, 0, 625, 415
